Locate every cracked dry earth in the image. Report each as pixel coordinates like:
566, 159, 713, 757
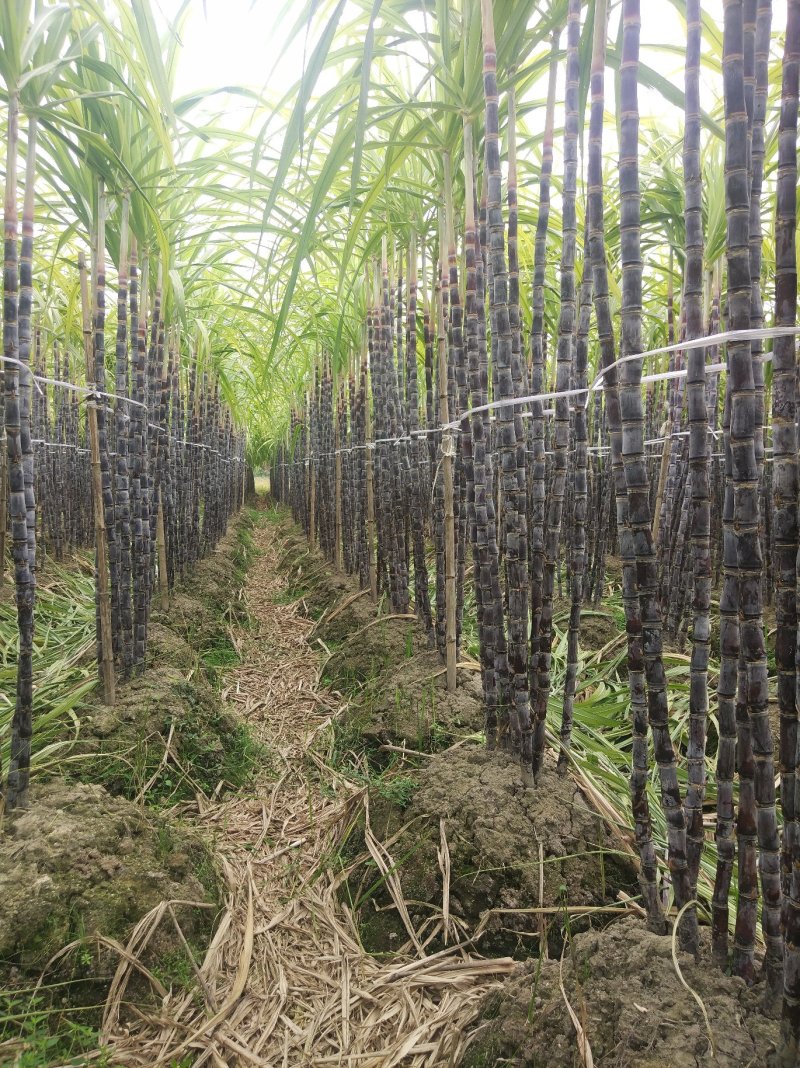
99, 506, 513, 1067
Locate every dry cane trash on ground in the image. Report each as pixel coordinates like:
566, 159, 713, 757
99, 510, 514, 1067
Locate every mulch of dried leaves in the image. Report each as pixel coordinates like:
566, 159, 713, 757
99, 509, 512, 1067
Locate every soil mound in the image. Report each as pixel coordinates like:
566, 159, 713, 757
348, 651, 485, 752
0, 781, 217, 981
78, 665, 255, 802
353, 746, 637, 957
272, 524, 428, 693
71, 516, 262, 803
462, 919, 780, 1067
323, 615, 418, 692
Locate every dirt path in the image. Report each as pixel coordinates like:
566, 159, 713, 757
100, 505, 512, 1067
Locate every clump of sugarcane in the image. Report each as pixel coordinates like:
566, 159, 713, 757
354, 353, 371, 593
93, 184, 122, 669
432, 246, 448, 658
270, 15, 800, 1040
113, 194, 134, 676
147, 270, 167, 613
341, 375, 354, 574
1, 1, 255, 801
617, 0, 698, 948
586, 0, 664, 932
83, 224, 244, 695
166, 357, 182, 577
435, 214, 458, 692
40, 339, 92, 558
309, 381, 319, 552
362, 347, 378, 600
405, 237, 434, 643
527, 34, 558, 711
722, 0, 782, 1001
317, 358, 335, 561
533, 0, 580, 780
129, 238, 150, 672
375, 242, 410, 613
0, 5, 85, 796
777, 1, 800, 1058
462, 117, 506, 748
480, 0, 532, 775
559, 220, 593, 773
443, 159, 469, 657
681, 0, 711, 901
3, 89, 36, 809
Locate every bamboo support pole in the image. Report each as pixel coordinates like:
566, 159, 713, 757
79, 250, 115, 706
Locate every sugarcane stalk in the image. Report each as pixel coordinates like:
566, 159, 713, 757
534, 0, 581, 780
682, 0, 711, 899
480, 0, 532, 775
437, 210, 457, 693
4, 93, 35, 808
79, 250, 115, 706
334, 391, 343, 571
587, 0, 665, 933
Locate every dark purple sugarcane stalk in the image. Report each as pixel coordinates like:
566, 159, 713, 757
682, 0, 711, 900
587, 0, 664, 933
4, 95, 35, 808
528, 32, 558, 721
480, 0, 532, 776
533, 0, 580, 781
776, 0, 800, 1055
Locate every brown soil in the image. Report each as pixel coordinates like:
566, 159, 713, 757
286, 548, 428, 694
462, 919, 780, 1067
323, 610, 421, 693
68, 516, 261, 804
0, 780, 216, 984
353, 745, 637, 959
76, 663, 250, 801
96, 502, 515, 1066
573, 609, 626, 658
349, 650, 485, 752
273, 526, 638, 967
0, 518, 254, 1062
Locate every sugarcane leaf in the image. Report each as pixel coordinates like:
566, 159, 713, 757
255, 0, 347, 232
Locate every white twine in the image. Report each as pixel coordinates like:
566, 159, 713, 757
583, 325, 789, 402
0, 355, 244, 463
284, 325, 796, 466
441, 326, 790, 431
0, 353, 149, 410
30, 437, 243, 465
32, 438, 90, 453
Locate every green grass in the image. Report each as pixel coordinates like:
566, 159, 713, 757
0, 989, 112, 1068
200, 635, 242, 688
0, 556, 98, 780
156, 684, 267, 802
151, 947, 202, 995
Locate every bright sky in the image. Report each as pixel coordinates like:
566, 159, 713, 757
159, 0, 313, 104
160, 0, 790, 124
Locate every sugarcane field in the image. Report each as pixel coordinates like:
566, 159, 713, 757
5, 0, 800, 1064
